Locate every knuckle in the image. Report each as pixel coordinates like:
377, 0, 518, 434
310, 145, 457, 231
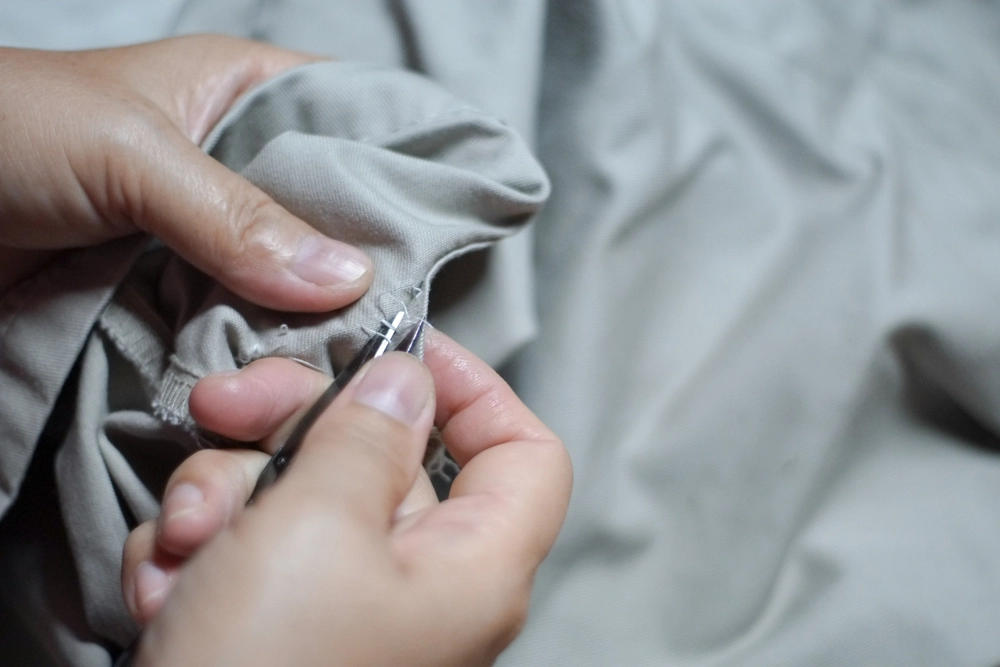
271, 495, 350, 553
225, 193, 284, 271
84, 103, 173, 229
174, 448, 229, 483
102, 99, 170, 143
170, 449, 238, 504
336, 414, 413, 485
121, 530, 139, 563
122, 520, 156, 565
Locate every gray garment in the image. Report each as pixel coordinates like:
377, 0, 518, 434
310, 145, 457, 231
0, 57, 546, 664
0, 0, 187, 50
5, 1, 1000, 666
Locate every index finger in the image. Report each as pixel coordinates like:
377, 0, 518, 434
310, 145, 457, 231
419, 329, 573, 564
422, 328, 559, 466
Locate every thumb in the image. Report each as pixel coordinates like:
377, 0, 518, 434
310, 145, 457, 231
122, 118, 373, 312
280, 353, 436, 527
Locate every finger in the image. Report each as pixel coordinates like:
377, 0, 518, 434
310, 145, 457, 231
422, 327, 559, 465
411, 329, 573, 566
443, 438, 571, 570
156, 448, 271, 558
385, 342, 571, 664
192, 356, 438, 525
102, 120, 373, 312
189, 357, 333, 447
273, 353, 435, 529
122, 522, 183, 625
85, 35, 321, 144
392, 468, 438, 526
122, 521, 157, 619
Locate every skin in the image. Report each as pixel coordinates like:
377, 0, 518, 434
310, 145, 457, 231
0, 35, 572, 663
122, 329, 573, 666
0, 35, 373, 308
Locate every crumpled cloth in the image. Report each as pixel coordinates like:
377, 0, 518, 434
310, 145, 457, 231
0, 59, 547, 660
4, 1, 1000, 667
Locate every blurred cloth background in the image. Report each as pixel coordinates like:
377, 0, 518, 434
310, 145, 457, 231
3, 2, 1000, 666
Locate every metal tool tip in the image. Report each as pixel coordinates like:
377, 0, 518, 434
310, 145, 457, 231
392, 319, 426, 355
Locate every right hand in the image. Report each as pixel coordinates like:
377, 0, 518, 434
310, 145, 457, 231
123, 329, 573, 667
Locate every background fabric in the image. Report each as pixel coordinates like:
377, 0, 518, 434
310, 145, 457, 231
3, 1, 1000, 666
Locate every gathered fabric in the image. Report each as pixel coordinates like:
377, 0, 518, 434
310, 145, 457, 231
3, 2, 1000, 665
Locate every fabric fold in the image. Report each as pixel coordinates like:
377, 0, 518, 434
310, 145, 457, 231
0, 58, 549, 650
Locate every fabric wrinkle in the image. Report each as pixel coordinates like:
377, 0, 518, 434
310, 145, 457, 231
0, 56, 549, 657
3, 1, 1000, 665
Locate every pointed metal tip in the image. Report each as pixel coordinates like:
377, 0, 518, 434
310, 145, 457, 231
392, 319, 426, 355
338, 310, 409, 380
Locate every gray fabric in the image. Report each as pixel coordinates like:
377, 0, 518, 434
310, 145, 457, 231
0, 237, 147, 518
173, 0, 550, 367
0, 0, 187, 50
4, 1, 1000, 666
508, 3, 1000, 666
159, 60, 546, 425
0, 55, 546, 664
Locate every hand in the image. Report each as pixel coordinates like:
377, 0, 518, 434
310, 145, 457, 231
122, 329, 572, 666
0, 35, 373, 309
121, 357, 443, 624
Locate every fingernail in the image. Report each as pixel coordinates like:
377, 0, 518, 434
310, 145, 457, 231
161, 483, 205, 525
353, 354, 430, 427
123, 571, 138, 617
293, 236, 370, 286
135, 561, 170, 610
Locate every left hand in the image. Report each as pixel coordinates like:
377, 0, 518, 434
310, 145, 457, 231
0, 35, 373, 309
